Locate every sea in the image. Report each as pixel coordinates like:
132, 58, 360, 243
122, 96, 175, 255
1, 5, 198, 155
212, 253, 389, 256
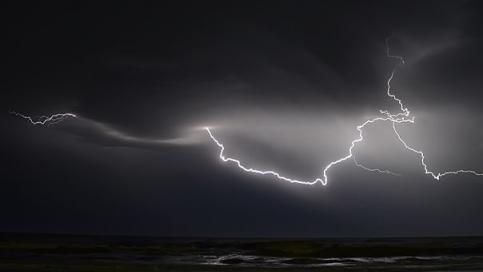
1, 233, 483, 271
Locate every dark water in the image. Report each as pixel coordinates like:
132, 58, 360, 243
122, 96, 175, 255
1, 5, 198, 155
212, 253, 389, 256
1, 233, 483, 271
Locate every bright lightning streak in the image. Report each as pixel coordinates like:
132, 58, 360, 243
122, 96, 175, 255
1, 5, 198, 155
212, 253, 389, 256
205, 127, 320, 185
10, 111, 77, 126
205, 38, 483, 185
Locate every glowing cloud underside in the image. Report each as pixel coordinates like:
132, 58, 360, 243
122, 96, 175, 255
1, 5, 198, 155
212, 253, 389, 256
204, 39, 483, 185
11, 40, 483, 186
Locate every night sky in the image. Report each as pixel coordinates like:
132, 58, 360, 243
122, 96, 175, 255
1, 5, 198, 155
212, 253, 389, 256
3, 1, 483, 237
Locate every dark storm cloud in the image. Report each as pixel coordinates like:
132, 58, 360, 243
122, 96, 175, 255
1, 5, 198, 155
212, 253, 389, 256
3, 0, 483, 237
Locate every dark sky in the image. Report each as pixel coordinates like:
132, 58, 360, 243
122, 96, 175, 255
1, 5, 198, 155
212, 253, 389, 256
3, 1, 483, 237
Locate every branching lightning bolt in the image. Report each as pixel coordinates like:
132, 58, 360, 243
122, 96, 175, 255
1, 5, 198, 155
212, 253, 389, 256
392, 122, 483, 180
9, 111, 77, 126
205, 38, 483, 185
10, 39, 483, 185
381, 37, 483, 180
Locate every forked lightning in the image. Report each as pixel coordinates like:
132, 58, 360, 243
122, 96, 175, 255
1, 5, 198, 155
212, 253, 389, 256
204, 39, 483, 185
11, 39, 483, 185
10, 111, 77, 126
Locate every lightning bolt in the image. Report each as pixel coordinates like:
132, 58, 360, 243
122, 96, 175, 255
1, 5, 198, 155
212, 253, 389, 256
9, 111, 77, 126
205, 127, 319, 185
10, 38, 483, 185
392, 122, 483, 180
205, 38, 483, 185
